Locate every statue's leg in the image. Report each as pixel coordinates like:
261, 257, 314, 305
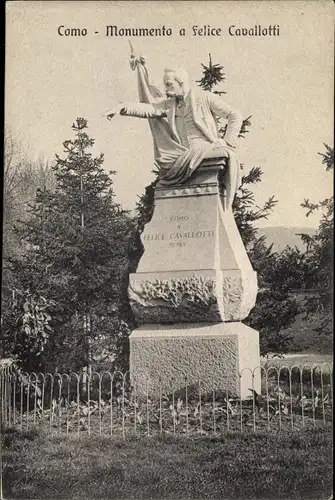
202, 146, 240, 209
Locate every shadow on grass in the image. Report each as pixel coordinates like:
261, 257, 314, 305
2, 425, 333, 499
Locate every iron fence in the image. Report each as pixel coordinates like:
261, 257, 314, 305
0, 363, 333, 438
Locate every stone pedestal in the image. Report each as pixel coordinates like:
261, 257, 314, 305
130, 322, 261, 398
128, 158, 257, 324
128, 157, 261, 398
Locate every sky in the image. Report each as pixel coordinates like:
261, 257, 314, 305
5, 0, 334, 229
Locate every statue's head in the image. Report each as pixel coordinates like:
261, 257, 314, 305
163, 68, 190, 98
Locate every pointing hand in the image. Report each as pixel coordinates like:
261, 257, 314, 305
102, 104, 123, 121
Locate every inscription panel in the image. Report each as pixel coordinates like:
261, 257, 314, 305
137, 195, 218, 272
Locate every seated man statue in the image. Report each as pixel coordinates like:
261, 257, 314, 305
105, 48, 243, 208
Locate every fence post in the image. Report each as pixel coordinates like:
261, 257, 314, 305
198, 379, 202, 436
159, 377, 162, 435
212, 381, 216, 435
133, 378, 137, 437
185, 376, 189, 436
226, 386, 230, 432
252, 371, 256, 433
172, 378, 175, 435
146, 378, 150, 438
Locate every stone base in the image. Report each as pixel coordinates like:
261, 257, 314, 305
129, 322, 261, 399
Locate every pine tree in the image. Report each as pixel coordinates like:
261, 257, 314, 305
4, 119, 135, 371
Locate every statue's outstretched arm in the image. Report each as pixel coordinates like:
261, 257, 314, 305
121, 102, 167, 118
106, 101, 167, 121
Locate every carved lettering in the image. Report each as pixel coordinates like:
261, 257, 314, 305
169, 230, 214, 239
143, 229, 214, 243
170, 215, 190, 222
143, 233, 165, 241
169, 241, 186, 248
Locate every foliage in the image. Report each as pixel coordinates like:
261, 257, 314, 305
196, 53, 226, 94
2, 131, 57, 364
318, 143, 334, 171
297, 145, 333, 341
3, 128, 55, 261
14, 293, 55, 365
2, 119, 136, 372
264, 144, 333, 354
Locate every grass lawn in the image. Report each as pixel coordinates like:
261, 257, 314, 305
261, 353, 333, 368
2, 426, 333, 500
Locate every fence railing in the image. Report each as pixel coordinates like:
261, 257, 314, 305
0, 363, 333, 437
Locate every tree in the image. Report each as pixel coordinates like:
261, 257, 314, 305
3, 128, 27, 212
3, 128, 55, 259
2, 119, 135, 372
253, 144, 333, 354
297, 144, 333, 345
2, 130, 57, 362
3, 128, 27, 261
133, 55, 299, 354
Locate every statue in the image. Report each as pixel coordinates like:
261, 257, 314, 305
105, 44, 243, 208
109, 46, 261, 398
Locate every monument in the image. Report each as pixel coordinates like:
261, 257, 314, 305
106, 46, 261, 398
